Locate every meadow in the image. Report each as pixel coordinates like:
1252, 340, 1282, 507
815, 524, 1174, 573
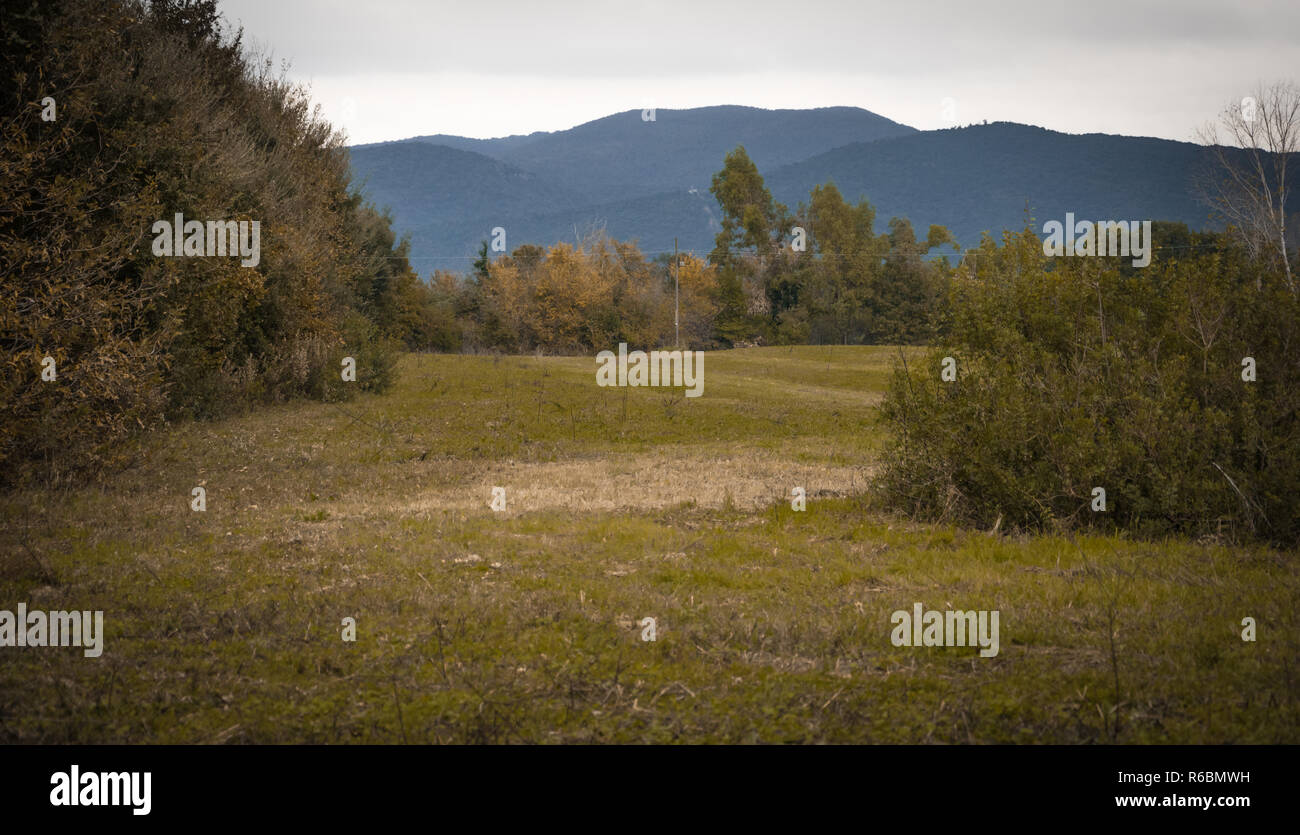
1, 346, 1295, 743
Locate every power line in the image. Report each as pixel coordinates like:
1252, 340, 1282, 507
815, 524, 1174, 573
346, 241, 1237, 263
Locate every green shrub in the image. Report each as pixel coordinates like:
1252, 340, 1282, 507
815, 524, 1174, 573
877, 227, 1300, 545
313, 311, 401, 401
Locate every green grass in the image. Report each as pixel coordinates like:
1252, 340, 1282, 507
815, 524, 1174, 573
1, 346, 1296, 743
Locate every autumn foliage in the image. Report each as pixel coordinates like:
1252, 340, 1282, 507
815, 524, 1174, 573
0, 0, 422, 486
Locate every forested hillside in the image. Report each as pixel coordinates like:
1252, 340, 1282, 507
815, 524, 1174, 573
765, 122, 1226, 244
360, 105, 916, 202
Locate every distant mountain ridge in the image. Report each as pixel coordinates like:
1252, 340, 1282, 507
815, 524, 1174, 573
765, 122, 1221, 246
354, 105, 915, 200
346, 106, 1225, 271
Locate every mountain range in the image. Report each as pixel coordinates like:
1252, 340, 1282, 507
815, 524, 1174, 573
346, 105, 1224, 272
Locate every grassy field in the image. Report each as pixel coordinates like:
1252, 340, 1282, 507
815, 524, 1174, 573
1, 346, 1296, 743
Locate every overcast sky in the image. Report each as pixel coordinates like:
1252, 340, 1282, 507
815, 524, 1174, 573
217, 0, 1300, 145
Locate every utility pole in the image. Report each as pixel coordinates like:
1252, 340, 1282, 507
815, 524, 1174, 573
674, 237, 680, 349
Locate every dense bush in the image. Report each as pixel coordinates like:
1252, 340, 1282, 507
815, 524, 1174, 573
877, 226, 1300, 545
0, 0, 417, 485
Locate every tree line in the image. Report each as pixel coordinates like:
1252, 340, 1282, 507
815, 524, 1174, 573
398, 145, 961, 354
